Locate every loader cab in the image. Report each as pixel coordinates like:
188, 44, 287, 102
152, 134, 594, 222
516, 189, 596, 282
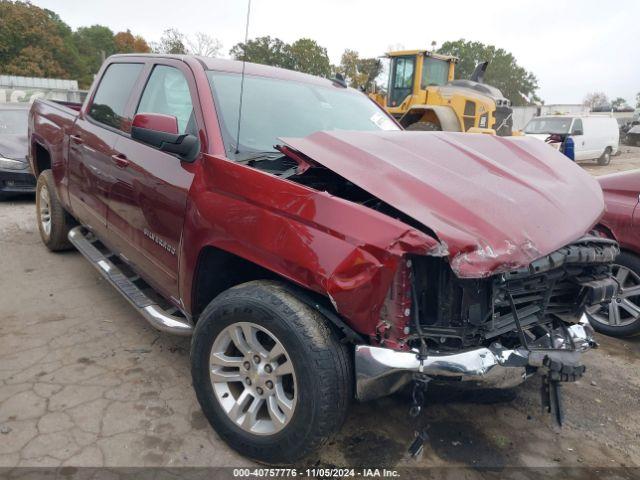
386, 50, 456, 109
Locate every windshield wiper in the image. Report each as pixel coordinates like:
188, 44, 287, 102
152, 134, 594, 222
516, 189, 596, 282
235, 150, 284, 163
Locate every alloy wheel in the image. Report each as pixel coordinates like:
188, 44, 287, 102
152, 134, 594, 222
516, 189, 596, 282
209, 322, 297, 435
38, 184, 51, 237
588, 264, 640, 327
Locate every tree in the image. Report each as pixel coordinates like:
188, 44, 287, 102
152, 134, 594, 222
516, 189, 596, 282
611, 97, 630, 111
73, 25, 116, 85
583, 92, 609, 111
229, 36, 293, 69
0, 1, 83, 79
437, 39, 540, 106
114, 30, 151, 54
229, 36, 331, 77
187, 32, 221, 57
636, 92, 640, 108
153, 28, 187, 54
336, 49, 382, 91
288, 38, 331, 77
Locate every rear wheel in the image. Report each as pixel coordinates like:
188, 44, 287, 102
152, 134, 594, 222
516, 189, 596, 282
36, 170, 73, 251
587, 252, 640, 337
190, 280, 353, 464
597, 147, 612, 166
406, 121, 441, 132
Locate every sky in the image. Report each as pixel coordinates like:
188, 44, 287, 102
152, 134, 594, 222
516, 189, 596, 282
31, 0, 640, 105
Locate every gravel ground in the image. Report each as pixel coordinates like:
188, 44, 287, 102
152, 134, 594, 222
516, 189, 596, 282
1, 151, 639, 475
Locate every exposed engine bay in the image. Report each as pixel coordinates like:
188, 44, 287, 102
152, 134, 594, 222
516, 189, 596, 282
407, 237, 619, 351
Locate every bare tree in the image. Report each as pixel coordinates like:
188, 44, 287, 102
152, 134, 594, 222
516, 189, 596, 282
187, 32, 222, 57
583, 91, 609, 111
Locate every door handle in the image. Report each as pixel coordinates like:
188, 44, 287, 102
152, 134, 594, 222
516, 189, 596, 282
69, 134, 83, 145
111, 153, 130, 168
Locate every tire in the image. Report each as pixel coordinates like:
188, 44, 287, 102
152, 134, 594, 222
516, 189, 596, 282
587, 251, 640, 337
597, 147, 612, 166
406, 121, 441, 132
36, 170, 74, 251
190, 280, 353, 464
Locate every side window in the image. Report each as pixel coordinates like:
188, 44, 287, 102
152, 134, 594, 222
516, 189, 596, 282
571, 119, 583, 134
137, 66, 195, 135
88, 63, 143, 130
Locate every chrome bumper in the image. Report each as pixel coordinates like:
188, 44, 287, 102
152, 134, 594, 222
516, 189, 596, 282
355, 314, 596, 401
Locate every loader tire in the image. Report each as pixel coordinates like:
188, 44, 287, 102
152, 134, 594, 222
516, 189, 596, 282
406, 121, 441, 132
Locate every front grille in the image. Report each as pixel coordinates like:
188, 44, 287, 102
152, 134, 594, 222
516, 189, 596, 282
487, 274, 583, 339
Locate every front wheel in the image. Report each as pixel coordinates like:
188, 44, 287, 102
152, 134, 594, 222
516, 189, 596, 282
190, 281, 353, 464
597, 148, 612, 166
587, 252, 640, 337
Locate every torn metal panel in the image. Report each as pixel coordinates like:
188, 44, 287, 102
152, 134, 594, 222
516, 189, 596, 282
280, 130, 605, 277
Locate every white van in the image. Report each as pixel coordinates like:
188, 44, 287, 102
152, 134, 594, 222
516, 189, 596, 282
524, 115, 619, 165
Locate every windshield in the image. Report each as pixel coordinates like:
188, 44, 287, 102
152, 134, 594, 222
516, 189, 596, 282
421, 57, 449, 88
524, 117, 573, 135
0, 109, 28, 135
207, 72, 399, 158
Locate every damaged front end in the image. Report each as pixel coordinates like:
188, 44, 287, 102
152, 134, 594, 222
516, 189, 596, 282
356, 236, 618, 403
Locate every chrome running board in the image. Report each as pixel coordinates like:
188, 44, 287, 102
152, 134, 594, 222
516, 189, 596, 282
68, 226, 193, 336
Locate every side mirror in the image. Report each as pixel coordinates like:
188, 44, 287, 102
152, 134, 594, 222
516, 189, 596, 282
131, 113, 200, 162
572, 129, 583, 136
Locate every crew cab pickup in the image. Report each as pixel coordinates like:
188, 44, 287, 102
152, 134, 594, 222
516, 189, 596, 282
28, 54, 618, 463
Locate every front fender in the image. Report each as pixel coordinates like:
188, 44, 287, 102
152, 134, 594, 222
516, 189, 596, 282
179, 155, 441, 335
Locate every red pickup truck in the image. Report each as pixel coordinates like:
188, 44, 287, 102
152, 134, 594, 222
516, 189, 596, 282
29, 54, 618, 463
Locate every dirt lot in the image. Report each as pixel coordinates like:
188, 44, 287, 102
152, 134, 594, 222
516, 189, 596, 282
1, 151, 639, 476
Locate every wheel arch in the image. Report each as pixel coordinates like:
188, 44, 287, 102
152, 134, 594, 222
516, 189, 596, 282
399, 105, 461, 131
31, 141, 52, 177
189, 244, 364, 342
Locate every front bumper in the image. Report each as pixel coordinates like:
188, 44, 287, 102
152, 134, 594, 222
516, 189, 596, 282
355, 314, 596, 401
0, 169, 36, 194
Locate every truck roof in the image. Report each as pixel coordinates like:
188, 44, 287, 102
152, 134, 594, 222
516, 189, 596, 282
108, 53, 339, 89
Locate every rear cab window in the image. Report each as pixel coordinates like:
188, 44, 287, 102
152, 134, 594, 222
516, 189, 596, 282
88, 63, 144, 131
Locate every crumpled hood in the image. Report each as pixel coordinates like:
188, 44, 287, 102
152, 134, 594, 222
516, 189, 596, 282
280, 131, 605, 278
0, 134, 28, 161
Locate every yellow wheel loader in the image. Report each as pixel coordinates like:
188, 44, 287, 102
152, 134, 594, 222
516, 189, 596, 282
371, 50, 513, 136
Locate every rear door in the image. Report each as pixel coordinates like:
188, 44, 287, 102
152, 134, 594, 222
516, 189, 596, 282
107, 61, 199, 301
68, 62, 144, 233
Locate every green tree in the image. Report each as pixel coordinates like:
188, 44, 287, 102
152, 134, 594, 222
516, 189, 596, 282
636, 92, 640, 108
0, 1, 83, 79
153, 28, 187, 54
230, 36, 332, 77
288, 38, 331, 77
611, 97, 628, 110
437, 39, 540, 106
229, 36, 293, 69
336, 49, 382, 91
73, 25, 116, 85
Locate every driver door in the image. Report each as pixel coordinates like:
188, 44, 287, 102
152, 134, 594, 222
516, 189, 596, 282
106, 61, 199, 301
